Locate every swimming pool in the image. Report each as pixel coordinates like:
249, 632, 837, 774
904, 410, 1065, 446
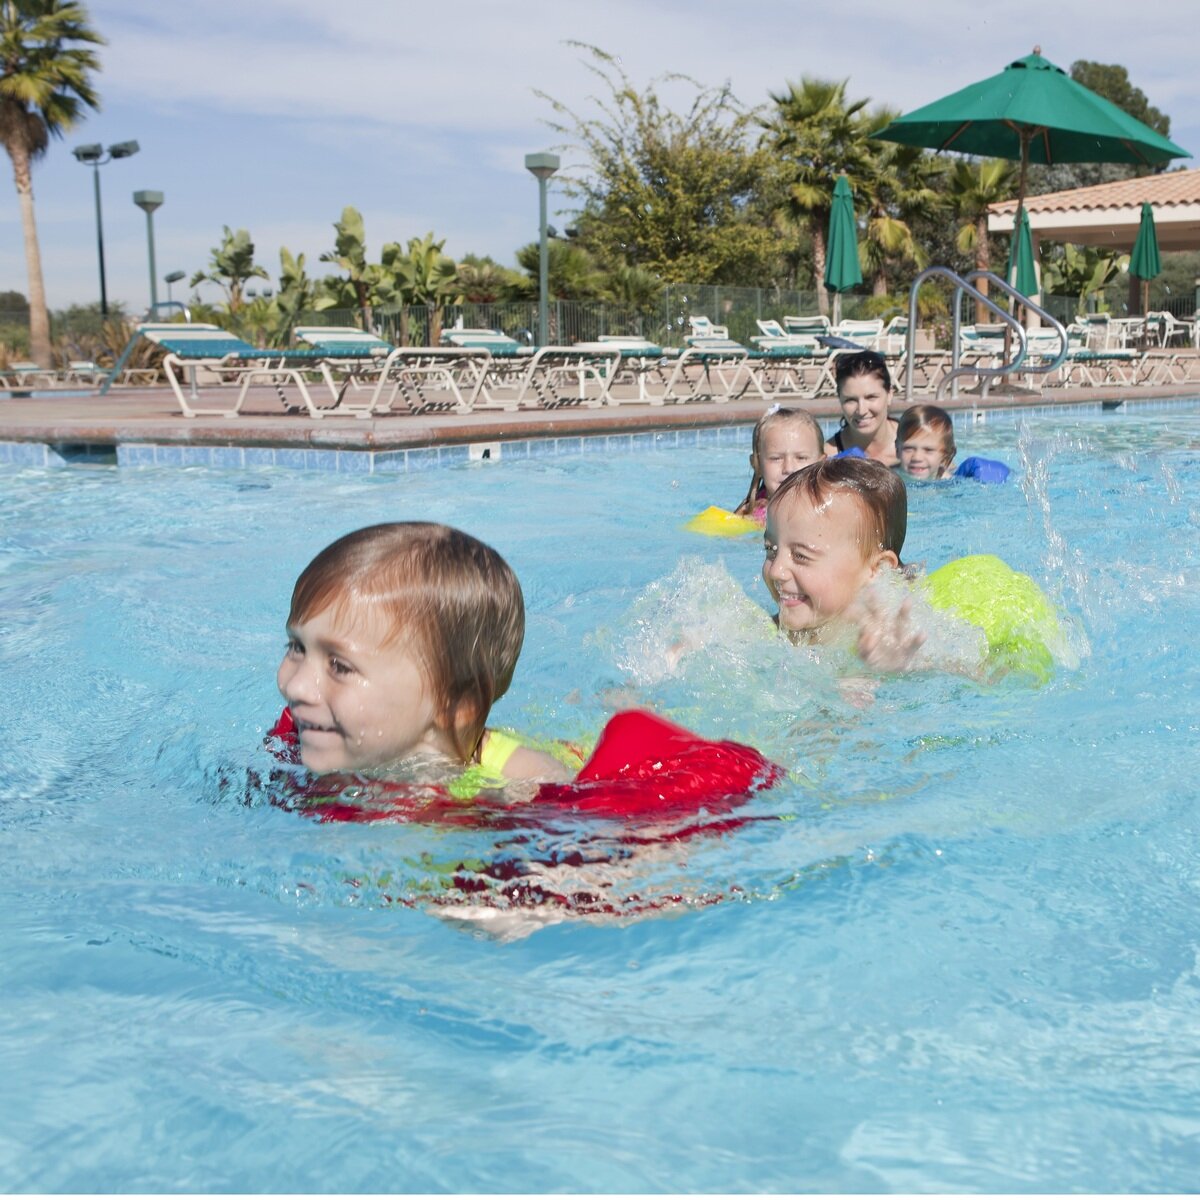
3, 405, 1199, 1191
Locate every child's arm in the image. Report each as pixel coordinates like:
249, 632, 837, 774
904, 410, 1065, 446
502, 742, 575, 783
852, 591, 927, 672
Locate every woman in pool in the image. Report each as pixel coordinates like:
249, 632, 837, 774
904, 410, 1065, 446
824, 350, 900, 466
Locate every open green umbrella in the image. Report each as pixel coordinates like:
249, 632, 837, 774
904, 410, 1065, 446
1129, 200, 1161, 313
1006, 205, 1038, 298
824, 175, 863, 324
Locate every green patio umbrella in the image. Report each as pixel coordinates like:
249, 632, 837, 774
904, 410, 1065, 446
1006, 205, 1038, 298
824, 175, 863, 324
1129, 200, 1161, 313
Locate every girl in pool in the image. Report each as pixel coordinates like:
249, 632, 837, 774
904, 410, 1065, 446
824, 350, 900, 466
895, 404, 956, 479
733, 405, 825, 523
275, 522, 573, 787
895, 403, 1012, 484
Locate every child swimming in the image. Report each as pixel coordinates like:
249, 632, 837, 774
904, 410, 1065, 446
762, 456, 920, 666
824, 350, 899, 466
895, 403, 1012, 484
896, 404, 957, 479
733, 406, 826, 522
276, 522, 573, 786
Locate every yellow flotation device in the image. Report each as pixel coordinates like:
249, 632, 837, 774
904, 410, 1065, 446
685, 506, 762, 537
923, 554, 1064, 683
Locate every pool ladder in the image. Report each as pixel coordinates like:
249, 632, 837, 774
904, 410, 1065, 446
904, 267, 1068, 410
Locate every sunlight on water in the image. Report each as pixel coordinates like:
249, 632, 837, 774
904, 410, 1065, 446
3, 405, 1200, 1191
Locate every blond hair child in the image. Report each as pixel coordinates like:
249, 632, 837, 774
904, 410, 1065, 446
895, 404, 957, 479
733, 406, 826, 522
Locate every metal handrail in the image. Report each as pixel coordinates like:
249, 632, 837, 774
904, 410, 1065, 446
904, 267, 1068, 405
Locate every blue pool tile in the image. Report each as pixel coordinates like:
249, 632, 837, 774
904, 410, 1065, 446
527, 438, 556, 457
630, 432, 655, 450
242, 447, 277, 468
653, 430, 677, 448
438, 444, 470, 467
554, 437, 584, 457
675, 428, 699, 448
501, 439, 528, 460
372, 450, 408, 472
305, 449, 339, 471
406, 447, 439, 471
210, 446, 245, 468
604, 434, 632, 453
155, 444, 185, 466
8, 442, 48, 465
274, 448, 307, 470
581, 435, 610, 454
0, 442, 13, 463
118, 443, 156, 466
179, 446, 213, 466
335, 449, 371, 473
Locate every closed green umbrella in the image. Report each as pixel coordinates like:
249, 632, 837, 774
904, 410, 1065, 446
824, 175, 862, 324
1129, 200, 1161, 314
1006, 205, 1038, 298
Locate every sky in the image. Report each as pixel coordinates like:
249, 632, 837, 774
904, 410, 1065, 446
4, 0, 1198, 312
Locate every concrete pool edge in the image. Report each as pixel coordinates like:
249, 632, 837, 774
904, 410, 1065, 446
1, 384, 1197, 472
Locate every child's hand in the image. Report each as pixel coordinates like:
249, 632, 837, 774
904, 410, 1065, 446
853, 592, 926, 672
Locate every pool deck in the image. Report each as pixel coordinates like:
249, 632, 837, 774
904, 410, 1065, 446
1, 375, 1197, 455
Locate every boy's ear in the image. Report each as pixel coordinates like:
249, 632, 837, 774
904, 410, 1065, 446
872, 549, 899, 575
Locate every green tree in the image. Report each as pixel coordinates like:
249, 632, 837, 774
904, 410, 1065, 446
540, 43, 778, 285
190, 226, 267, 314
272, 246, 314, 341
760, 78, 878, 314
455, 254, 520, 303
946, 158, 1018, 298
0, 0, 103, 365
317, 206, 378, 329
512, 238, 603, 300
379, 232, 462, 344
1042, 244, 1128, 313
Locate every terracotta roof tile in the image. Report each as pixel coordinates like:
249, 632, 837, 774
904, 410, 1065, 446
990, 168, 1200, 215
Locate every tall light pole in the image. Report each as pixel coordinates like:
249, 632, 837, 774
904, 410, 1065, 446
72, 141, 139, 316
524, 152, 560, 347
133, 191, 163, 314
164, 270, 185, 304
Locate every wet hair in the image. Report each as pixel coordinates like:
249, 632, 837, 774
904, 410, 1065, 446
834, 349, 893, 395
288, 522, 524, 762
768, 456, 907, 562
896, 404, 956, 462
734, 406, 826, 516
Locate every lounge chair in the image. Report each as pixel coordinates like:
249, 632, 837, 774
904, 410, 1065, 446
688, 315, 729, 339
440, 328, 527, 356
782, 314, 831, 338
832, 318, 885, 349
135, 323, 386, 418
2, 361, 58, 389
1145, 310, 1195, 349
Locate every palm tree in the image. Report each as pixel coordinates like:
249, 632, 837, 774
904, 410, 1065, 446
946, 158, 1017, 299
760, 78, 876, 315
189, 226, 268, 315
1, 1, 103, 366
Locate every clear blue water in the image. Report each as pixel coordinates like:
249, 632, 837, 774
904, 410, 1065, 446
3, 407, 1200, 1192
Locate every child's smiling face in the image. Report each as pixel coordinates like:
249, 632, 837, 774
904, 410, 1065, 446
898, 426, 953, 479
277, 602, 451, 774
754, 421, 824, 499
762, 489, 891, 637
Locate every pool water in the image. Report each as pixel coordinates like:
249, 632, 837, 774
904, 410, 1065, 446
3, 407, 1200, 1191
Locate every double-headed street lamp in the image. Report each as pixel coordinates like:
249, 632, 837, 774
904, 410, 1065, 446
72, 140, 139, 315
524, 152, 560, 347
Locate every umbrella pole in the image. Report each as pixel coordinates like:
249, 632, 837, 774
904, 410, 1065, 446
832, 291, 841, 326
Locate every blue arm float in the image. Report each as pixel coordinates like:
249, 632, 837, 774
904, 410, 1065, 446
954, 456, 1011, 484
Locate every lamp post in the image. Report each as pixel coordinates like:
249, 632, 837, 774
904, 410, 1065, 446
72, 140, 140, 316
133, 191, 164, 314
164, 270, 185, 304
524, 151, 560, 347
